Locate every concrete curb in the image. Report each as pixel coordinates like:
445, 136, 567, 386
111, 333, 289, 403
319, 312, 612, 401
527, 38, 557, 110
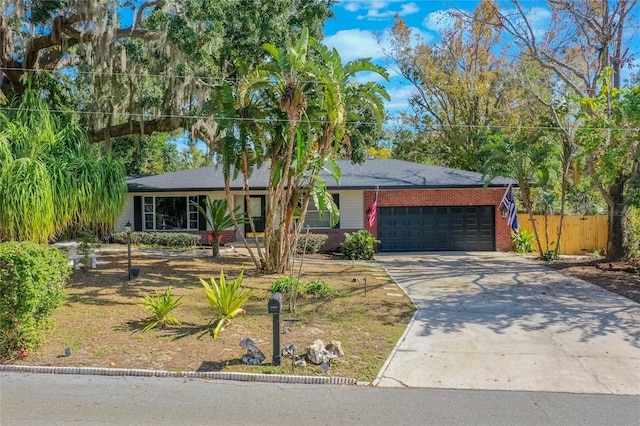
371, 264, 420, 387
0, 364, 357, 385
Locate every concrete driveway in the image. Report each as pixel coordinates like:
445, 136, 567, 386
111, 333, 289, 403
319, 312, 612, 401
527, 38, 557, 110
374, 252, 640, 395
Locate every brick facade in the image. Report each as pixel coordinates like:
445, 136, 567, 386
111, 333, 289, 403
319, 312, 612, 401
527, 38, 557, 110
362, 188, 512, 251
189, 188, 511, 252
306, 228, 360, 252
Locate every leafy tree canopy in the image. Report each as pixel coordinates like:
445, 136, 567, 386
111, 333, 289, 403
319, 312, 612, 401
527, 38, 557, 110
0, 0, 335, 144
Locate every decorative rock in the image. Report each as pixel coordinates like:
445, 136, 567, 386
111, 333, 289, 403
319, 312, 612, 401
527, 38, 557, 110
326, 340, 344, 357
294, 357, 307, 368
306, 339, 326, 365
305, 339, 344, 365
239, 337, 266, 366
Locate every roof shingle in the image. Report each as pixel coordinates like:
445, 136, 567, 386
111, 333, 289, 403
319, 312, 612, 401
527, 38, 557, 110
127, 159, 513, 192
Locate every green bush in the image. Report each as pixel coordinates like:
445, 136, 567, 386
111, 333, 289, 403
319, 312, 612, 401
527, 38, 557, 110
110, 231, 200, 248
626, 207, 640, 260
341, 230, 379, 260
270, 276, 302, 294
511, 229, 534, 253
305, 279, 333, 299
0, 242, 70, 358
295, 234, 329, 254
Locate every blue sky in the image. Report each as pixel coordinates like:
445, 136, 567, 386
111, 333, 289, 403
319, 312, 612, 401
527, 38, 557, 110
323, 0, 459, 112
322, 0, 640, 113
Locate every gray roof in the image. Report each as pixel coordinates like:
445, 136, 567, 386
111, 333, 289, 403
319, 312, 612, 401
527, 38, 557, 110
127, 159, 514, 192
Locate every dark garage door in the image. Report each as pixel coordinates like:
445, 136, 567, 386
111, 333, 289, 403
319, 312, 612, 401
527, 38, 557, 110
378, 206, 495, 252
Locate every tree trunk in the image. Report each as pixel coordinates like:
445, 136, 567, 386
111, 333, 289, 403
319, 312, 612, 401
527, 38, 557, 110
554, 142, 572, 259
606, 176, 627, 260
521, 184, 545, 258
211, 233, 220, 258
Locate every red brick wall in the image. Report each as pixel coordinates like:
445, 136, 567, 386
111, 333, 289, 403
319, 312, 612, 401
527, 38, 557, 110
307, 228, 360, 252
362, 188, 511, 251
192, 230, 236, 245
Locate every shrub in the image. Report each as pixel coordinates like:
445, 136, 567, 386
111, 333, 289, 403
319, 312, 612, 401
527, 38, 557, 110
626, 207, 640, 260
0, 242, 70, 358
270, 276, 303, 294
305, 279, 333, 299
110, 231, 199, 248
295, 234, 329, 254
77, 232, 99, 271
139, 287, 182, 332
511, 229, 534, 253
341, 230, 379, 260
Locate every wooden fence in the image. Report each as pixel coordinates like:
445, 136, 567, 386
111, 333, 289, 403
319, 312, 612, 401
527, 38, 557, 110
518, 215, 608, 255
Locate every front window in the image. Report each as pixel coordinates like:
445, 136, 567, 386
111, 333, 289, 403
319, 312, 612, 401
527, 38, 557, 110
144, 196, 199, 230
302, 194, 339, 229
303, 209, 332, 229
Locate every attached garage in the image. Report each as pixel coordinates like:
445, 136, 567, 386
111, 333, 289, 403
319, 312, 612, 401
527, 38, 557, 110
377, 205, 496, 252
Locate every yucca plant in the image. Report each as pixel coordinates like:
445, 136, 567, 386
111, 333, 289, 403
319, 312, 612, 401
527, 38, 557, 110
200, 270, 251, 339
139, 287, 183, 332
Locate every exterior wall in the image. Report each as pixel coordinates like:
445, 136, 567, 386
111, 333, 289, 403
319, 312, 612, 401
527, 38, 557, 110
309, 228, 360, 251
362, 188, 512, 251
300, 190, 362, 251
120, 187, 510, 251
334, 190, 363, 229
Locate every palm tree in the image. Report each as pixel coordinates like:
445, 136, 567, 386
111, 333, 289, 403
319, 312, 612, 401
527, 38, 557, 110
482, 134, 556, 258
208, 28, 389, 273
192, 197, 247, 258
0, 88, 126, 242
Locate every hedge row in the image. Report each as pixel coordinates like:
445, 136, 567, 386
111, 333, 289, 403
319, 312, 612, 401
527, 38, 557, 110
295, 234, 328, 254
110, 232, 200, 248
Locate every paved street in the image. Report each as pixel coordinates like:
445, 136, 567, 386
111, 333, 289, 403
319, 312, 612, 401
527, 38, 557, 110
375, 253, 640, 394
1, 372, 639, 425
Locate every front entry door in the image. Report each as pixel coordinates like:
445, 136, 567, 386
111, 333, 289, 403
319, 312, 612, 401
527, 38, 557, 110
245, 195, 266, 238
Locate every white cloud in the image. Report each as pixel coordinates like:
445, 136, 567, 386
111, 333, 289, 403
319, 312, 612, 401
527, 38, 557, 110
342, 1, 419, 21
352, 70, 389, 84
422, 9, 457, 32
322, 27, 433, 62
343, 2, 360, 12
385, 84, 416, 111
323, 29, 389, 62
323, 26, 432, 63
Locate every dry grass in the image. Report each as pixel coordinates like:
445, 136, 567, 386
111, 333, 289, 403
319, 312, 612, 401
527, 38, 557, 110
10, 247, 414, 382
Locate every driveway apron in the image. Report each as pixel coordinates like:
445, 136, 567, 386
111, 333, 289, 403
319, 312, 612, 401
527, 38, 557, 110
375, 252, 640, 395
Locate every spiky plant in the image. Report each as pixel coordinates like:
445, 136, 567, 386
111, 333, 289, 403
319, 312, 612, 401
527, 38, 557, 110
200, 270, 251, 339
139, 287, 183, 333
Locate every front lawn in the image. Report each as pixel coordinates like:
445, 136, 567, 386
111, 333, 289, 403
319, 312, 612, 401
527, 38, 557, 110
9, 247, 414, 382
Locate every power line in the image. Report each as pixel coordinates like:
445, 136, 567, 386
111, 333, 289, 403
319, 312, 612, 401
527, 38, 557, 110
0, 66, 390, 85
1, 105, 639, 131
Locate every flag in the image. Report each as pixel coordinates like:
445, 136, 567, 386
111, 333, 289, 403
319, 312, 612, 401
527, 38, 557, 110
368, 187, 378, 227
501, 184, 519, 231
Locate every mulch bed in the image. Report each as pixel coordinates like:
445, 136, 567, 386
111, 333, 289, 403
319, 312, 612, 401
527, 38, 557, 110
543, 257, 640, 303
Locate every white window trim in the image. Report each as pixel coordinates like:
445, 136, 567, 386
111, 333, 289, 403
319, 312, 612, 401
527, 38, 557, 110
143, 196, 199, 231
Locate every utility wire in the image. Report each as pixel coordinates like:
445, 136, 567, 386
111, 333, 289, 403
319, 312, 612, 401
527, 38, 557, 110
1, 105, 639, 131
